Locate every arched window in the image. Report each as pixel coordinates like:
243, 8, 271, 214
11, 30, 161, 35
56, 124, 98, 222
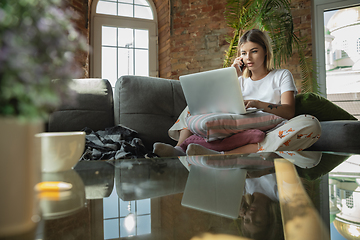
90, 2, 157, 239
96, 0, 154, 19
91, 0, 158, 87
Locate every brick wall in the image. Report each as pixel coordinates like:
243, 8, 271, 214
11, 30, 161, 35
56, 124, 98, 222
153, 0, 172, 78
66, 0, 91, 78
168, 0, 233, 80
162, 0, 313, 88
287, 0, 313, 91
153, 0, 233, 79
69, 0, 313, 90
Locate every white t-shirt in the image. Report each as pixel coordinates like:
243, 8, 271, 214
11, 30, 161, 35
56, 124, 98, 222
245, 173, 279, 202
239, 69, 297, 104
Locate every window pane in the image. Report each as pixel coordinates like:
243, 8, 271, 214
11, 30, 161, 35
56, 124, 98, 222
102, 26, 117, 46
137, 199, 150, 215
324, 6, 360, 120
104, 219, 119, 239
120, 217, 136, 237
118, 3, 133, 17
135, 49, 148, 76
137, 215, 151, 235
102, 47, 118, 87
119, 0, 133, 3
118, 28, 133, 48
135, 0, 149, 6
119, 200, 136, 217
135, 29, 148, 49
96, 1, 117, 15
134, 5, 153, 20
118, 48, 134, 77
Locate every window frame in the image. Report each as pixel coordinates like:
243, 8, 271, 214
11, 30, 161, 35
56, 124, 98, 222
90, 0, 158, 80
312, 0, 360, 97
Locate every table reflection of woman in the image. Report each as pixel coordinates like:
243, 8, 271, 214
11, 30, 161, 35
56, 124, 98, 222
239, 171, 283, 240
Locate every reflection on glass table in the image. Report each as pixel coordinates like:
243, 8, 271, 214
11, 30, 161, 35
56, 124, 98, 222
39, 169, 86, 220
181, 151, 328, 240
328, 154, 360, 240
6, 151, 360, 240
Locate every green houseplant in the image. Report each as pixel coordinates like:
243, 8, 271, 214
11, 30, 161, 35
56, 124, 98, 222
223, 0, 319, 93
0, 0, 87, 236
0, 0, 87, 120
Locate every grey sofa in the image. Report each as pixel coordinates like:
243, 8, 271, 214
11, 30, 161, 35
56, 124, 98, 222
48, 76, 360, 154
48, 78, 115, 132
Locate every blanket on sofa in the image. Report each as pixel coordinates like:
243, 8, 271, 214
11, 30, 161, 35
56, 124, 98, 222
80, 125, 158, 161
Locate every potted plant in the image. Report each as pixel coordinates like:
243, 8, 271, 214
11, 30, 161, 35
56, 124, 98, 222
0, 0, 87, 237
223, 0, 319, 93
0, 0, 87, 120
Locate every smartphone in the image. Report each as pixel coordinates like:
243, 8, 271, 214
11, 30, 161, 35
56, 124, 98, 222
240, 59, 245, 71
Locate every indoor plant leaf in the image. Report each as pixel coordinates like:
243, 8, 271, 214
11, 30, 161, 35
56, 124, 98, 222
223, 0, 319, 93
0, 0, 88, 120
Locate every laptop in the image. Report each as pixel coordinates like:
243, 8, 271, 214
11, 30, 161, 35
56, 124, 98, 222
179, 67, 262, 115
181, 165, 247, 219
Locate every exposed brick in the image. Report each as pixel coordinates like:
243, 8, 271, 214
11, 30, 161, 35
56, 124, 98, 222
291, 8, 311, 18
201, 6, 213, 12
293, 17, 301, 25
212, 3, 226, 11
182, 0, 190, 5
65, 0, 89, 78
74, 0, 313, 86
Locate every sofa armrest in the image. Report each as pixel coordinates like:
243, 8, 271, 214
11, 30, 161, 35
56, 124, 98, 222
114, 75, 187, 150
48, 78, 114, 132
306, 120, 360, 154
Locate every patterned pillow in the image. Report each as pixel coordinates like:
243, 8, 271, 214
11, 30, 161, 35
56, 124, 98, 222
186, 112, 285, 142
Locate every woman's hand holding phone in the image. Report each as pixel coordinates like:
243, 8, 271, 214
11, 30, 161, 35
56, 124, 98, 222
231, 57, 245, 77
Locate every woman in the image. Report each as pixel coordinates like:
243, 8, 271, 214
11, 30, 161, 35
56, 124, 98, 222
239, 176, 283, 240
154, 29, 321, 157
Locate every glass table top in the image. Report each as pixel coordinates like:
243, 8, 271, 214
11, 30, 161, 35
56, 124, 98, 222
4, 151, 360, 240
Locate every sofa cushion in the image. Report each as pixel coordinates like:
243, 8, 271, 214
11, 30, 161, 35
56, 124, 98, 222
48, 78, 114, 132
306, 120, 360, 154
114, 76, 187, 150
295, 92, 357, 121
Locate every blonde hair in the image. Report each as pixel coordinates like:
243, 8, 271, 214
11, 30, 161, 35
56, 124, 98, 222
238, 193, 283, 240
237, 29, 274, 78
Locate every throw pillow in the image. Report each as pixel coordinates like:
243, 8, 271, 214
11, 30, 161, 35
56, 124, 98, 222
186, 112, 285, 142
295, 92, 357, 121
179, 129, 265, 152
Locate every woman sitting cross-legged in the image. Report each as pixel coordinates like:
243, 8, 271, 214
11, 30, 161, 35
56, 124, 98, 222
153, 29, 321, 157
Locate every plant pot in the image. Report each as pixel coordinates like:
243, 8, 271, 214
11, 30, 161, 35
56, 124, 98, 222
0, 117, 44, 237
